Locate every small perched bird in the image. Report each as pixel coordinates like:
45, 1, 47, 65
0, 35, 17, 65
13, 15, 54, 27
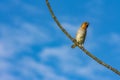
71, 22, 89, 48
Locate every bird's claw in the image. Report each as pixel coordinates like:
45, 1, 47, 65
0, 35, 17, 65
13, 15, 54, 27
72, 38, 76, 42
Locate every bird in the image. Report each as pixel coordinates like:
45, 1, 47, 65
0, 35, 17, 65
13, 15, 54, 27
71, 22, 89, 48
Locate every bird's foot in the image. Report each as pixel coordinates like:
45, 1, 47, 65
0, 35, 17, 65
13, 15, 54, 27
72, 38, 77, 42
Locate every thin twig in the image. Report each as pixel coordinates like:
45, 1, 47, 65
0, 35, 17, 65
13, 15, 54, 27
46, 0, 120, 76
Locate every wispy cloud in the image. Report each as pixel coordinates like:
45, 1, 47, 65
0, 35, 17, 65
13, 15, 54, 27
20, 2, 43, 15
22, 58, 67, 80
0, 0, 119, 80
0, 21, 52, 58
40, 46, 111, 80
0, 57, 68, 80
0, 0, 43, 15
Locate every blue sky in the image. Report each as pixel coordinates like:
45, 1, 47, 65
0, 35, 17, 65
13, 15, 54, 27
0, 0, 120, 80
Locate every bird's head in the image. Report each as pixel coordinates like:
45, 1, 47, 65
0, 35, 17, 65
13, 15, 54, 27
81, 22, 89, 30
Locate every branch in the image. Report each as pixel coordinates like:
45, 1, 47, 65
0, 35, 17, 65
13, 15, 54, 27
46, 0, 120, 76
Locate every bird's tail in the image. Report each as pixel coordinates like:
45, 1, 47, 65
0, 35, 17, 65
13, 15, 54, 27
71, 44, 76, 48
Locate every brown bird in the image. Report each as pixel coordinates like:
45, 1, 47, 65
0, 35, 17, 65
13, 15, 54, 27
71, 22, 89, 48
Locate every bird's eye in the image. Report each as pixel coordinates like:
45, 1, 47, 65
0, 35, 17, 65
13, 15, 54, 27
84, 22, 89, 25
86, 23, 89, 26
87, 22, 89, 25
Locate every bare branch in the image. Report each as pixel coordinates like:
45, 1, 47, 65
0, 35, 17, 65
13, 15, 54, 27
46, 0, 120, 76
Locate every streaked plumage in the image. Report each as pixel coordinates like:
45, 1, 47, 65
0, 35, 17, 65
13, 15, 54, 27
71, 22, 89, 48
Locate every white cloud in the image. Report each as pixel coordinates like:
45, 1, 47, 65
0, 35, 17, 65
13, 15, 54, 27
0, 52, 111, 80
40, 46, 112, 80
76, 61, 111, 80
0, 74, 20, 80
0, 57, 68, 80
0, 60, 11, 72
0, 22, 52, 58
21, 2, 43, 15
0, 60, 21, 80
0, 0, 43, 15
0, 22, 114, 80
18, 58, 67, 80
0, 0, 20, 12
62, 22, 78, 35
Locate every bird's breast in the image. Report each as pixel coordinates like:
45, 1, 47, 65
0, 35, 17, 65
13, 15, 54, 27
76, 29, 86, 42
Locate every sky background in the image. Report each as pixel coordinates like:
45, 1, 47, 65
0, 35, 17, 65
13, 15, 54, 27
0, 0, 120, 80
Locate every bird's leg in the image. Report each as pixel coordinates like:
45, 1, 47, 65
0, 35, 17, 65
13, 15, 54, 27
73, 39, 80, 46
72, 38, 76, 43
73, 38, 79, 45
